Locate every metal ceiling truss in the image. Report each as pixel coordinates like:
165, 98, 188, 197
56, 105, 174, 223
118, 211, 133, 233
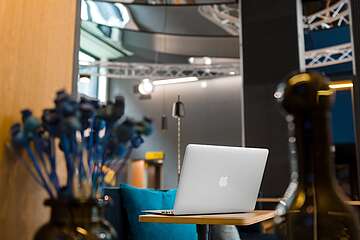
198, 0, 353, 69
303, 0, 350, 30
303, 0, 352, 69
79, 0, 353, 76
199, 0, 350, 33
80, 44, 354, 76
305, 43, 353, 69
198, 4, 239, 36
80, 61, 241, 79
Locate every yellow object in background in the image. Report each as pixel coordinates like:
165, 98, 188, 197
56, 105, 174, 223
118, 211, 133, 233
102, 165, 116, 186
129, 160, 147, 188
145, 151, 165, 160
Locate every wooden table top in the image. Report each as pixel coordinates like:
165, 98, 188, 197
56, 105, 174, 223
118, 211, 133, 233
257, 198, 281, 203
139, 210, 276, 226
346, 201, 360, 206
256, 198, 360, 206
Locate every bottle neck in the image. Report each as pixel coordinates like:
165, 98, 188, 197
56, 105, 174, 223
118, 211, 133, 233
48, 200, 102, 225
290, 110, 336, 189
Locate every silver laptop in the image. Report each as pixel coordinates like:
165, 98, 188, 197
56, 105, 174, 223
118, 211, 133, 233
144, 144, 269, 215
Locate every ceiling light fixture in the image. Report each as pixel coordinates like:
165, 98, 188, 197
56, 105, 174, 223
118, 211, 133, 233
79, 74, 91, 84
153, 77, 199, 86
201, 81, 208, 88
188, 57, 212, 65
329, 81, 353, 91
138, 78, 154, 95
203, 57, 212, 65
188, 57, 195, 64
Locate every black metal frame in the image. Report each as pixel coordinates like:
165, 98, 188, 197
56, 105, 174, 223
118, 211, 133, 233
196, 225, 210, 240
349, 0, 360, 200
297, 0, 360, 200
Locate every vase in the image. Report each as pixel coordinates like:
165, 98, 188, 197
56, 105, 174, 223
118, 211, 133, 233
34, 199, 117, 240
274, 72, 360, 239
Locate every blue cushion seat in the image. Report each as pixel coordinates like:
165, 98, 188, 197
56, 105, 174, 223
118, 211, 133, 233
119, 184, 198, 240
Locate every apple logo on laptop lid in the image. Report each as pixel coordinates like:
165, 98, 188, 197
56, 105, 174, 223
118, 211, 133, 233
218, 176, 229, 188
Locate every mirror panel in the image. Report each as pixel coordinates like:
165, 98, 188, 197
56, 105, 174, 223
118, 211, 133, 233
77, 0, 242, 189
81, 1, 239, 36
91, 0, 238, 6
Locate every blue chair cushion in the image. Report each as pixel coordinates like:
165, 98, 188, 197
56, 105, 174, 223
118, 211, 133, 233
119, 184, 198, 240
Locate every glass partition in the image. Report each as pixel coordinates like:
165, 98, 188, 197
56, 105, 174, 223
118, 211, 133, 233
76, 0, 242, 189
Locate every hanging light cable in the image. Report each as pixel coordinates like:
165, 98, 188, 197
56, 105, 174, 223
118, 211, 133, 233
172, 96, 185, 182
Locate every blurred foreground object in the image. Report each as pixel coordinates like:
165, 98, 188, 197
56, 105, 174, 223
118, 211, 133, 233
9, 90, 153, 240
10, 91, 152, 199
273, 72, 360, 239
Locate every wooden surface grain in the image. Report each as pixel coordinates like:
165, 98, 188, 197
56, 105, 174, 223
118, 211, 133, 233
0, 1, 78, 239
346, 201, 360, 206
256, 198, 360, 206
139, 210, 276, 226
257, 198, 281, 203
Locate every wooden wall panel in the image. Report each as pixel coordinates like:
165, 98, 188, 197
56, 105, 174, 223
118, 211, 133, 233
0, 1, 78, 239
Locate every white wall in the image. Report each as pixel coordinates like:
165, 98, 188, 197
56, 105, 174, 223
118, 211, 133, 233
108, 76, 243, 189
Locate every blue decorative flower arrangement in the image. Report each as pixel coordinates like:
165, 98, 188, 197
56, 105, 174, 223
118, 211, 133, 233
10, 90, 152, 200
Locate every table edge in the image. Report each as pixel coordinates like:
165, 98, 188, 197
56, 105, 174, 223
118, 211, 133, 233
139, 210, 276, 226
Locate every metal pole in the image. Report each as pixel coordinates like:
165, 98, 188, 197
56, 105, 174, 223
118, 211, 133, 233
296, 0, 306, 72
349, 0, 360, 200
238, 0, 245, 147
196, 224, 209, 240
72, 0, 82, 96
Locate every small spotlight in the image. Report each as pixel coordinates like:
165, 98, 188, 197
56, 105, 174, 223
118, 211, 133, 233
138, 79, 154, 95
229, 72, 236, 75
203, 57, 212, 65
79, 74, 91, 84
200, 81, 208, 88
274, 91, 283, 99
188, 57, 212, 65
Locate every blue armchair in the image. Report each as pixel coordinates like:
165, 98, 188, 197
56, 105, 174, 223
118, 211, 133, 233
103, 186, 278, 240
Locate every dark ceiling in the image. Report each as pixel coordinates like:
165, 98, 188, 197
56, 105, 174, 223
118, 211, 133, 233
127, 5, 233, 36
81, 1, 240, 62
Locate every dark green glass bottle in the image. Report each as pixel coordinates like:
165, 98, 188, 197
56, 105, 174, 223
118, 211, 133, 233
34, 199, 117, 240
274, 72, 360, 239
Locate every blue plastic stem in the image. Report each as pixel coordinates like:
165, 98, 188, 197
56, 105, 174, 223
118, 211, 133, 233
24, 146, 54, 198
14, 151, 44, 187
49, 137, 60, 191
116, 146, 133, 174
60, 134, 74, 195
33, 138, 49, 173
78, 132, 86, 180
87, 116, 96, 176
33, 137, 60, 192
